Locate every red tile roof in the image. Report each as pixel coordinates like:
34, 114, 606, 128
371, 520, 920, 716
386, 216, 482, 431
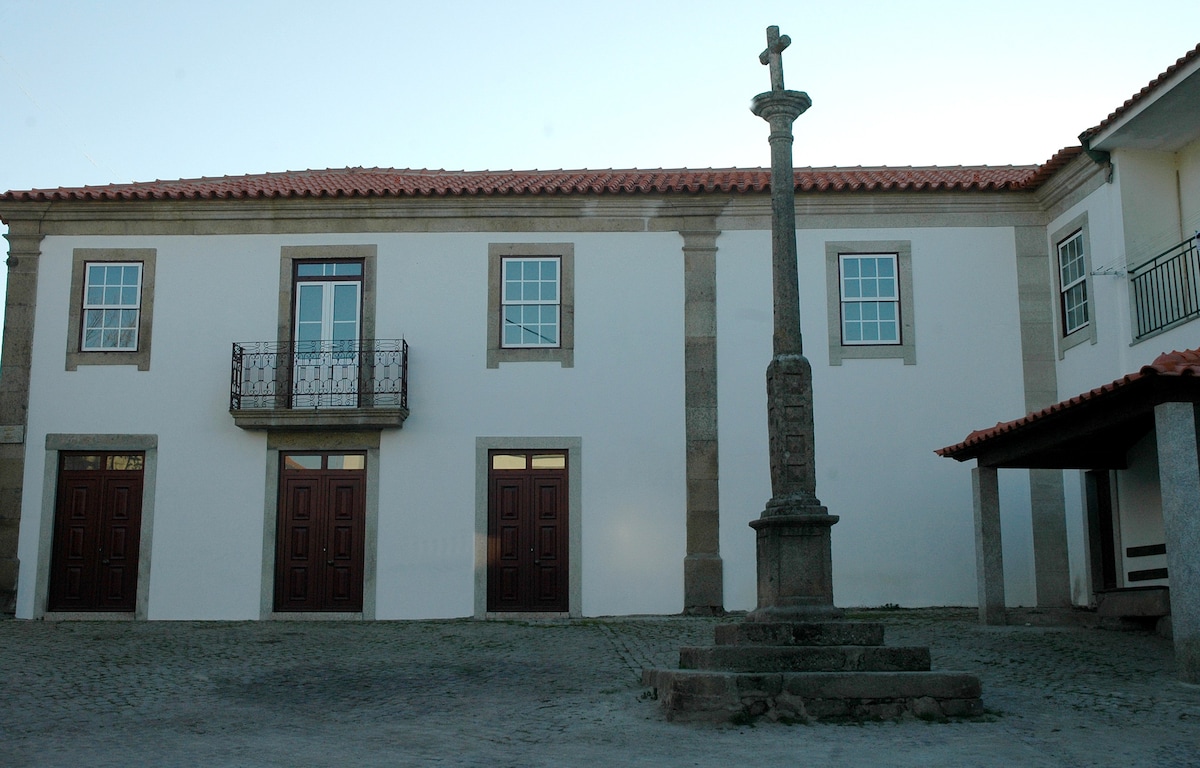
1080, 42, 1200, 142
936, 348, 1200, 459
1, 162, 1064, 204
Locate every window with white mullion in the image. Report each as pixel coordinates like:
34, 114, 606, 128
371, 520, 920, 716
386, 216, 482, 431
81, 262, 142, 351
501, 257, 560, 348
839, 254, 900, 345
1058, 231, 1089, 335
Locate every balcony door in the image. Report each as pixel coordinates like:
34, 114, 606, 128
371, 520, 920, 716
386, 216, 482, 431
292, 261, 362, 408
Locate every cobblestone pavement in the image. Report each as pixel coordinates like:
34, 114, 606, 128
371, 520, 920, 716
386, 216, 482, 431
2, 609, 1199, 767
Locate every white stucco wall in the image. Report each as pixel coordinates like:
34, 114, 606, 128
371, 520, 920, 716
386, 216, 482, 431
717, 226, 1034, 610
17, 231, 687, 620
1114, 434, 1168, 587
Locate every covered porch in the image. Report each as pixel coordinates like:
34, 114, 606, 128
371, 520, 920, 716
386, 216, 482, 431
938, 349, 1200, 683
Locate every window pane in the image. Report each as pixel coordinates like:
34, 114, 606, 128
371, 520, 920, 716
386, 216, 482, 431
335, 263, 363, 276
284, 455, 323, 470
492, 454, 527, 470
88, 265, 105, 284
878, 259, 895, 278
842, 259, 859, 278
542, 261, 557, 280
333, 285, 358, 321
296, 263, 324, 276
879, 322, 898, 342
62, 454, 104, 471
105, 287, 121, 304
327, 454, 365, 470
298, 285, 323, 322
531, 454, 566, 469
106, 454, 144, 471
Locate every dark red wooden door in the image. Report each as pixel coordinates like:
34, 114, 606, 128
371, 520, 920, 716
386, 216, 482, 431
275, 455, 365, 611
487, 451, 568, 612
48, 453, 144, 612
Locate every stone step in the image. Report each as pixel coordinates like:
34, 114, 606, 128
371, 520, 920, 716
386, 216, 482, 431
679, 644, 930, 673
641, 668, 983, 723
714, 621, 884, 647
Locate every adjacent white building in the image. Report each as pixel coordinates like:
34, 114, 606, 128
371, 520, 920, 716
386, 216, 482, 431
1, 46, 1196, 639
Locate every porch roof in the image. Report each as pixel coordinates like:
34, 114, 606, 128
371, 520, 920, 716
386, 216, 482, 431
936, 348, 1200, 470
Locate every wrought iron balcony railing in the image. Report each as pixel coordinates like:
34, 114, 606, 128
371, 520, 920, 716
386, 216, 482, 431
1130, 234, 1200, 340
230, 339, 408, 411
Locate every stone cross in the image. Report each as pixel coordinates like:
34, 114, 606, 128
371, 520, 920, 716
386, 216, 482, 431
758, 25, 791, 92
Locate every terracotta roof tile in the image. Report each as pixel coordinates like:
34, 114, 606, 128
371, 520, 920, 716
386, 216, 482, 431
1080, 42, 1200, 142
936, 347, 1200, 458
1, 164, 1051, 204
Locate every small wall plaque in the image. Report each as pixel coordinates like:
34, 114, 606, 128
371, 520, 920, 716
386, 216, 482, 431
0, 425, 26, 444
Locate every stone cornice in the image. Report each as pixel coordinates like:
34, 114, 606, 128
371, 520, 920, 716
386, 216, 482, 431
0, 188, 1053, 237
1033, 152, 1107, 222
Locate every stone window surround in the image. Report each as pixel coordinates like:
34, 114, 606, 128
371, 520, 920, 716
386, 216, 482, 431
825, 241, 916, 365
473, 436, 582, 618
487, 243, 574, 368
66, 248, 157, 371
35, 433, 158, 620
1051, 213, 1097, 356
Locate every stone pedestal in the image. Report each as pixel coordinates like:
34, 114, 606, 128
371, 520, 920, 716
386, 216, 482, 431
642, 621, 983, 723
748, 515, 841, 621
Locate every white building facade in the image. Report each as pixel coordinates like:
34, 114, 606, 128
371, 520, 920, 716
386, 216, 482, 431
1, 45, 1197, 624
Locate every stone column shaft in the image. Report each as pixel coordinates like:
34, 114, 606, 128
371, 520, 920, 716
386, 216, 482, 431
972, 465, 1006, 625
1155, 402, 1200, 683
746, 73, 839, 621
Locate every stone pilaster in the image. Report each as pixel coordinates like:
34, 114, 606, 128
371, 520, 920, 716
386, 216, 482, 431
681, 227, 723, 614
1013, 226, 1071, 607
1155, 402, 1200, 683
0, 220, 43, 614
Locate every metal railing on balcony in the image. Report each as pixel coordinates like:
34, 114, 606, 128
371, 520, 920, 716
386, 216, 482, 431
1130, 234, 1200, 340
230, 339, 408, 411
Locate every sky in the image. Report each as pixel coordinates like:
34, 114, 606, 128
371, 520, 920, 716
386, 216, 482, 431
3, 0, 1200, 194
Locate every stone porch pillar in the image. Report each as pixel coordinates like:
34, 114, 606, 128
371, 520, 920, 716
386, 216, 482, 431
1155, 401, 1200, 683
972, 465, 1006, 625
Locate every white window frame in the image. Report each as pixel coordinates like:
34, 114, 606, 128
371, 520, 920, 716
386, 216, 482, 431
500, 256, 561, 349
1058, 230, 1089, 336
81, 261, 143, 351
838, 253, 901, 346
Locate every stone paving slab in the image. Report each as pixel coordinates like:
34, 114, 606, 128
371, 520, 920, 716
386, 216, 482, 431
1, 609, 1199, 767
